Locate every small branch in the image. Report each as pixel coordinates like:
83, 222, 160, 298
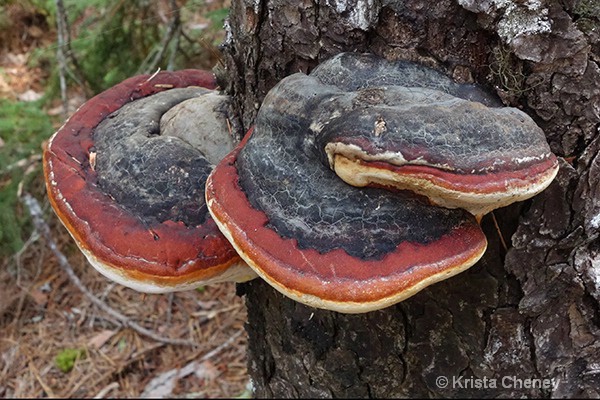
54, 0, 92, 102
166, 25, 181, 71
491, 211, 508, 252
141, 0, 181, 74
21, 193, 196, 347
166, 292, 174, 325
140, 330, 244, 398
28, 361, 56, 398
54, 0, 70, 120
93, 382, 119, 399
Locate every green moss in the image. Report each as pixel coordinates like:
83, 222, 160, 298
576, 17, 598, 34
574, 0, 600, 34
55, 348, 86, 373
0, 98, 55, 257
488, 45, 525, 94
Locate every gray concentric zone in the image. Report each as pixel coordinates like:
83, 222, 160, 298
93, 87, 215, 227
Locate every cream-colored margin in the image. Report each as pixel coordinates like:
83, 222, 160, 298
207, 196, 486, 314
330, 151, 559, 218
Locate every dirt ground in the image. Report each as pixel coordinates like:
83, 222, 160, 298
0, 3, 251, 398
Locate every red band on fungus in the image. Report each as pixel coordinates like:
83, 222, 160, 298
205, 53, 557, 313
44, 70, 249, 291
206, 130, 487, 313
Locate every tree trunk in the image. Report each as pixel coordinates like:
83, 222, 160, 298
222, 0, 600, 397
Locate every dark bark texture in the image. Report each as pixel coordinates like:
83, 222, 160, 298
222, 0, 600, 397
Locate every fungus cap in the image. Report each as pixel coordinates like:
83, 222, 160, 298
44, 70, 255, 293
206, 52, 558, 313
206, 130, 487, 313
312, 53, 559, 217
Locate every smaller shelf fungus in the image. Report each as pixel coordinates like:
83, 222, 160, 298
43, 70, 256, 293
310, 53, 559, 218
206, 53, 559, 313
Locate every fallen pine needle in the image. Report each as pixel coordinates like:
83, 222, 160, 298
140, 330, 244, 398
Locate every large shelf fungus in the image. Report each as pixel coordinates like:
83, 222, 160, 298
206, 52, 558, 313
43, 70, 256, 293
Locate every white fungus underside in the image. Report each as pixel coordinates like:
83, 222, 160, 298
79, 242, 256, 294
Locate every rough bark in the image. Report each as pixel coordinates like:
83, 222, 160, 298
222, 0, 600, 397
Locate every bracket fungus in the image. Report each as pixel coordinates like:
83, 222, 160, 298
43, 70, 256, 293
311, 53, 559, 218
206, 52, 558, 313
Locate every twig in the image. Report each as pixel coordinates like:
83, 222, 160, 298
54, 0, 92, 99
166, 25, 181, 71
93, 382, 119, 399
88, 282, 117, 329
54, 0, 70, 120
2, 154, 43, 174
141, 0, 181, 74
166, 292, 174, 325
28, 361, 56, 398
197, 329, 244, 363
21, 193, 196, 347
491, 211, 508, 252
9, 226, 43, 336
140, 330, 244, 398
75, 342, 164, 397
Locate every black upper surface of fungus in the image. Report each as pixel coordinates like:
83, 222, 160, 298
313, 84, 550, 174
236, 108, 475, 260
206, 52, 557, 312
234, 51, 545, 258
308, 53, 554, 175
94, 88, 218, 227
235, 60, 482, 259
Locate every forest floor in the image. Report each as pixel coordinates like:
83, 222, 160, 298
0, 2, 251, 398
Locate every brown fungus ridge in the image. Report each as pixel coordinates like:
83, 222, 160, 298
44, 70, 255, 293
